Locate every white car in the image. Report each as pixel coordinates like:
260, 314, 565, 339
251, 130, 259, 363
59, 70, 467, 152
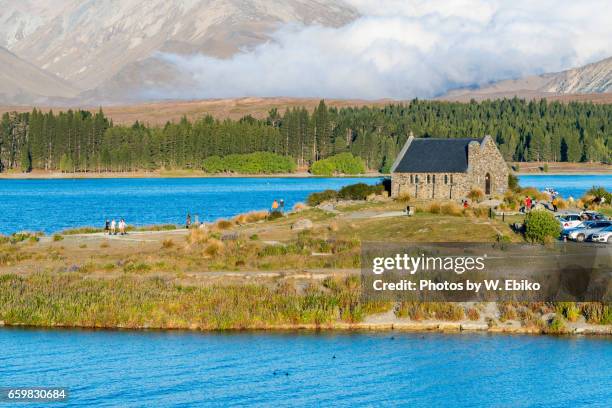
563, 220, 612, 242
591, 225, 612, 243
557, 214, 582, 229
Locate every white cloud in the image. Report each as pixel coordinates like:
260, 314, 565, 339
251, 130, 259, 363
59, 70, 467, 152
158, 0, 612, 99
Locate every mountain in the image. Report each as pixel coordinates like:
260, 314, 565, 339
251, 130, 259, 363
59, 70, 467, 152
442, 57, 612, 101
0, 0, 357, 104
0, 46, 80, 104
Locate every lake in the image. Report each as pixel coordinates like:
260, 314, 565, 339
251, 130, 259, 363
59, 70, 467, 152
0, 174, 610, 235
0, 177, 381, 235
0, 328, 610, 407
518, 174, 611, 199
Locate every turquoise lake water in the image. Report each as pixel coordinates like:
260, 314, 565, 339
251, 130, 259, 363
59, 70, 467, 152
0, 328, 610, 407
0, 177, 381, 234
0, 174, 609, 234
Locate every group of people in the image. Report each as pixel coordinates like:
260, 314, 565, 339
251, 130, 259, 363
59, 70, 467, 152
104, 219, 127, 235
271, 199, 285, 213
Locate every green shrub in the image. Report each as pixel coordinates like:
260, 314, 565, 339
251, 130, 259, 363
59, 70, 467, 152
546, 315, 566, 334
307, 189, 339, 206
310, 160, 335, 176
311, 153, 366, 175
203, 152, 296, 174
524, 210, 561, 243
508, 173, 520, 191
585, 186, 612, 204
556, 302, 580, 322
338, 183, 383, 200
267, 210, 284, 220
53, 234, 64, 242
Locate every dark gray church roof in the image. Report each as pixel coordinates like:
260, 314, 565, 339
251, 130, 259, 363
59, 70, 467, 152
392, 137, 482, 173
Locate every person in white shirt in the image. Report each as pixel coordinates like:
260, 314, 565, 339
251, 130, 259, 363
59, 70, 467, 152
110, 219, 116, 235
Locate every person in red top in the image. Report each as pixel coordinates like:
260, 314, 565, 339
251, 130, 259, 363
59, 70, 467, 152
525, 196, 532, 211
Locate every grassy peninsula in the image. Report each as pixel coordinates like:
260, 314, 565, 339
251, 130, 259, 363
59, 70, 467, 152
1, 183, 610, 334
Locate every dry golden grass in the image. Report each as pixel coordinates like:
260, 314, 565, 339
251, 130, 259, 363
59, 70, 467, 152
203, 239, 225, 257
440, 202, 463, 216
552, 197, 568, 210
328, 221, 339, 232
293, 202, 308, 212
215, 219, 233, 230
187, 228, 210, 245
233, 211, 268, 225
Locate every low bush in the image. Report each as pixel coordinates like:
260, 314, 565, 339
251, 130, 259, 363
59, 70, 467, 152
396, 302, 465, 321
267, 210, 284, 221
468, 188, 484, 202
311, 153, 366, 176
427, 202, 441, 214
395, 192, 411, 202
556, 302, 580, 322
292, 202, 308, 212
546, 315, 566, 334
307, 189, 339, 206
524, 210, 561, 243
202, 152, 296, 174
440, 202, 463, 216
580, 302, 612, 324
467, 307, 480, 321
215, 219, 233, 230
338, 183, 383, 200
52, 234, 64, 242
233, 211, 268, 225
508, 173, 520, 191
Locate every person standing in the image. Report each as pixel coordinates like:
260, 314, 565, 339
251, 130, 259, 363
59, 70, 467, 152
119, 219, 126, 235
271, 200, 279, 211
279, 199, 285, 213
104, 219, 110, 234
110, 219, 116, 235
186, 213, 192, 229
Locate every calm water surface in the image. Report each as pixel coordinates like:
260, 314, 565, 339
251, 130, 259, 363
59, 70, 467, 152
518, 174, 611, 199
0, 175, 610, 234
0, 177, 380, 234
0, 328, 610, 407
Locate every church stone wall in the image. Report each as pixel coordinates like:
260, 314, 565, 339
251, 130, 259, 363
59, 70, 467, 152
391, 136, 509, 200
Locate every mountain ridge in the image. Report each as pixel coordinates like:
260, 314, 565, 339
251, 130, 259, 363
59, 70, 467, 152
442, 57, 612, 101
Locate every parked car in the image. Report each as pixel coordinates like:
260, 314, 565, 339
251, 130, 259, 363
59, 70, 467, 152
563, 220, 612, 242
590, 225, 612, 243
556, 213, 582, 229
580, 211, 607, 221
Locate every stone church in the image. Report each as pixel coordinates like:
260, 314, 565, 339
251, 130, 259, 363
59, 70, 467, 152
390, 135, 508, 200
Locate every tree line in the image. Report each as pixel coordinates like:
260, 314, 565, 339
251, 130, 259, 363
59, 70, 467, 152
0, 98, 610, 173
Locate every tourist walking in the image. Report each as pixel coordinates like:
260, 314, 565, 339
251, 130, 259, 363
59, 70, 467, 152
104, 219, 110, 234
271, 199, 279, 211
119, 219, 126, 235
186, 213, 192, 229
279, 199, 285, 213
110, 219, 116, 235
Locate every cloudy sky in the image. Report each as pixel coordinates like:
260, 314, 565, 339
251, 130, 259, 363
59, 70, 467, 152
162, 0, 612, 99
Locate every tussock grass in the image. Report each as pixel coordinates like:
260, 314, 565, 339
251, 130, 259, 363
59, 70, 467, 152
293, 202, 308, 212
233, 211, 268, 225
396, 302, 465, 321
0, 274, 373, 329
215, 219, 233, 230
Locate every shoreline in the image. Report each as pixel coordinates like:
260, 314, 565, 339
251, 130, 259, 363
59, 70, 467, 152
0, 170, 384, 180
1, 321, 610, 336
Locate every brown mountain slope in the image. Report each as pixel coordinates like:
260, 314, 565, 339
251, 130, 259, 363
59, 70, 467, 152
442, 57, 612, 102
0, 47, 80, 104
